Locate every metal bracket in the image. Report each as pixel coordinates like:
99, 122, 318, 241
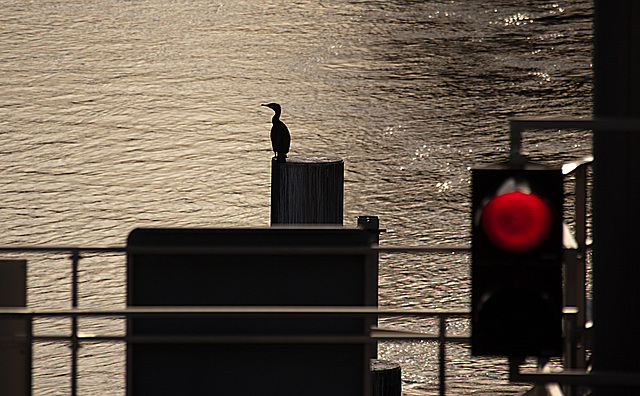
509, 358, 640, 387
508, 117, 640, 165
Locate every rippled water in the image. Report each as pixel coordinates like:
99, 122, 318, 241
1, 0, 593, 394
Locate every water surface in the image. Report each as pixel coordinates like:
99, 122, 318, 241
0, 0, 593, 394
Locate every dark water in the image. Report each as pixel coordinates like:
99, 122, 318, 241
1, 0, 593, 394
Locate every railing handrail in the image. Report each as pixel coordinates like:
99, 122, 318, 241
0, 246, 126, 253
0, 244, 470, 396
0, 306, 471, 317
0, 245, 470, 254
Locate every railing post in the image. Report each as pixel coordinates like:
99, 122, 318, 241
358, 215, 380, 357
27, 312, 33, 396
560, 162, 589, 396
0, 260, 30, 396
0, 245, 475, 395
573, 164, 588, 369
439, 315, 446, 396
70, 249, 80, 396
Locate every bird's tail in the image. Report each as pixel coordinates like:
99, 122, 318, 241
275, 153, 287, 163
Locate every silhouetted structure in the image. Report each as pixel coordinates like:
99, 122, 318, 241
126, 227, 375, 396
270, 156, 343, 225
592, 2, 640, 395
262, 103, 291, 162
0, 260, 29, 396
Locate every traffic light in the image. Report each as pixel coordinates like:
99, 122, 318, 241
471, 162, 563, 357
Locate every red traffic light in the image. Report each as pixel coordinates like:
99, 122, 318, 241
481, 190, 553, 252
472, 166, 563, 357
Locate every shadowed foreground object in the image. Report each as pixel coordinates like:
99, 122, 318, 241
262, 103, 291, 162
270, 156, 344, 225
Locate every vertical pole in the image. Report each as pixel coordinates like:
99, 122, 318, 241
573, 165, 587, 369
358, 216, 380, 360
508, 125, 523, 165
70, 250, 80, 396
357, 216, 380, 303
27, 312, 33, 396
0, 260, 29, 396
592, 1, 640, 394
438, 315, 446, 396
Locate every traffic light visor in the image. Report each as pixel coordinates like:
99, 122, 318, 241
481, 190, 552, 252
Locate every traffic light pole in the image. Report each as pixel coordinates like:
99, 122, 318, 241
506, 117, 640, 391
592, 1, 640, 395
501, 3, 640, 388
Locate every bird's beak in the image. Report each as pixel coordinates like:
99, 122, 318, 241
261, 103, 268, 107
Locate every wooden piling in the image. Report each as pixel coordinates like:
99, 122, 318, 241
271, 160, 401, 395
271, 156, 344, 225
370, 360, 401, 396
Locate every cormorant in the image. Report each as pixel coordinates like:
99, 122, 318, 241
261, 103, 290, 162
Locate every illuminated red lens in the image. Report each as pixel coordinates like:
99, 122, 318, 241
481, 190, 552, 252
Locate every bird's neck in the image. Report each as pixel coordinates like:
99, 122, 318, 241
271, 111, 281, 122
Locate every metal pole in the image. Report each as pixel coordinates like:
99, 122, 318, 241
509, 126, 523, 164
573, 164, 587, 369
70, 249, 80, 396
562, 163, 589, 394
438, 315, 446, 396
27, 314, 33, 396
592, 1, 640, 394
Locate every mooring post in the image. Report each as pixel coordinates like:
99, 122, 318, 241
270, 156, 344, 225
370, 360, 401, 396
270, 158, 399, 394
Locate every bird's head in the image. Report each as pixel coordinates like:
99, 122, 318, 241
261, 103, 281, 113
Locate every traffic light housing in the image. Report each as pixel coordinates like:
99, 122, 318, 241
471, 163, 563, 357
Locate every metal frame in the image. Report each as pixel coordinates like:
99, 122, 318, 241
0, 245, 470, 396
1, 238, 622, 395
0, 152, 609, 396
3, 123, 632, 394
508, 117, 640, 392
509, 117, 640, 164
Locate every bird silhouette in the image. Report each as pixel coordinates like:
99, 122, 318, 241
262, 103, 290, 162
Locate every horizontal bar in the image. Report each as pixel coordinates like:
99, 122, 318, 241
0, 246, 126, 253
29, 334, 376, 345
3, 329, 471, 344
0, 246, 373, 256
127, 246, 376, 255
0, 245, 470, 255
3, 335, 469, 344
0, 306, 471, 317
375, 246, 469, 254
507, 116, 638, 163
510, 117, 640, 132
512, 369, 640, 387
510, 358, 640, 387
2, 306, 576, 318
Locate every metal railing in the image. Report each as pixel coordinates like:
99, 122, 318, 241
0, 119, 613, 395
0, 245, 471, 396
506, 117, 640, 392
0, 155, 597, 396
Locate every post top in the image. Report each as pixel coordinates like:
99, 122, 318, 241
273, 156, 343, 164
